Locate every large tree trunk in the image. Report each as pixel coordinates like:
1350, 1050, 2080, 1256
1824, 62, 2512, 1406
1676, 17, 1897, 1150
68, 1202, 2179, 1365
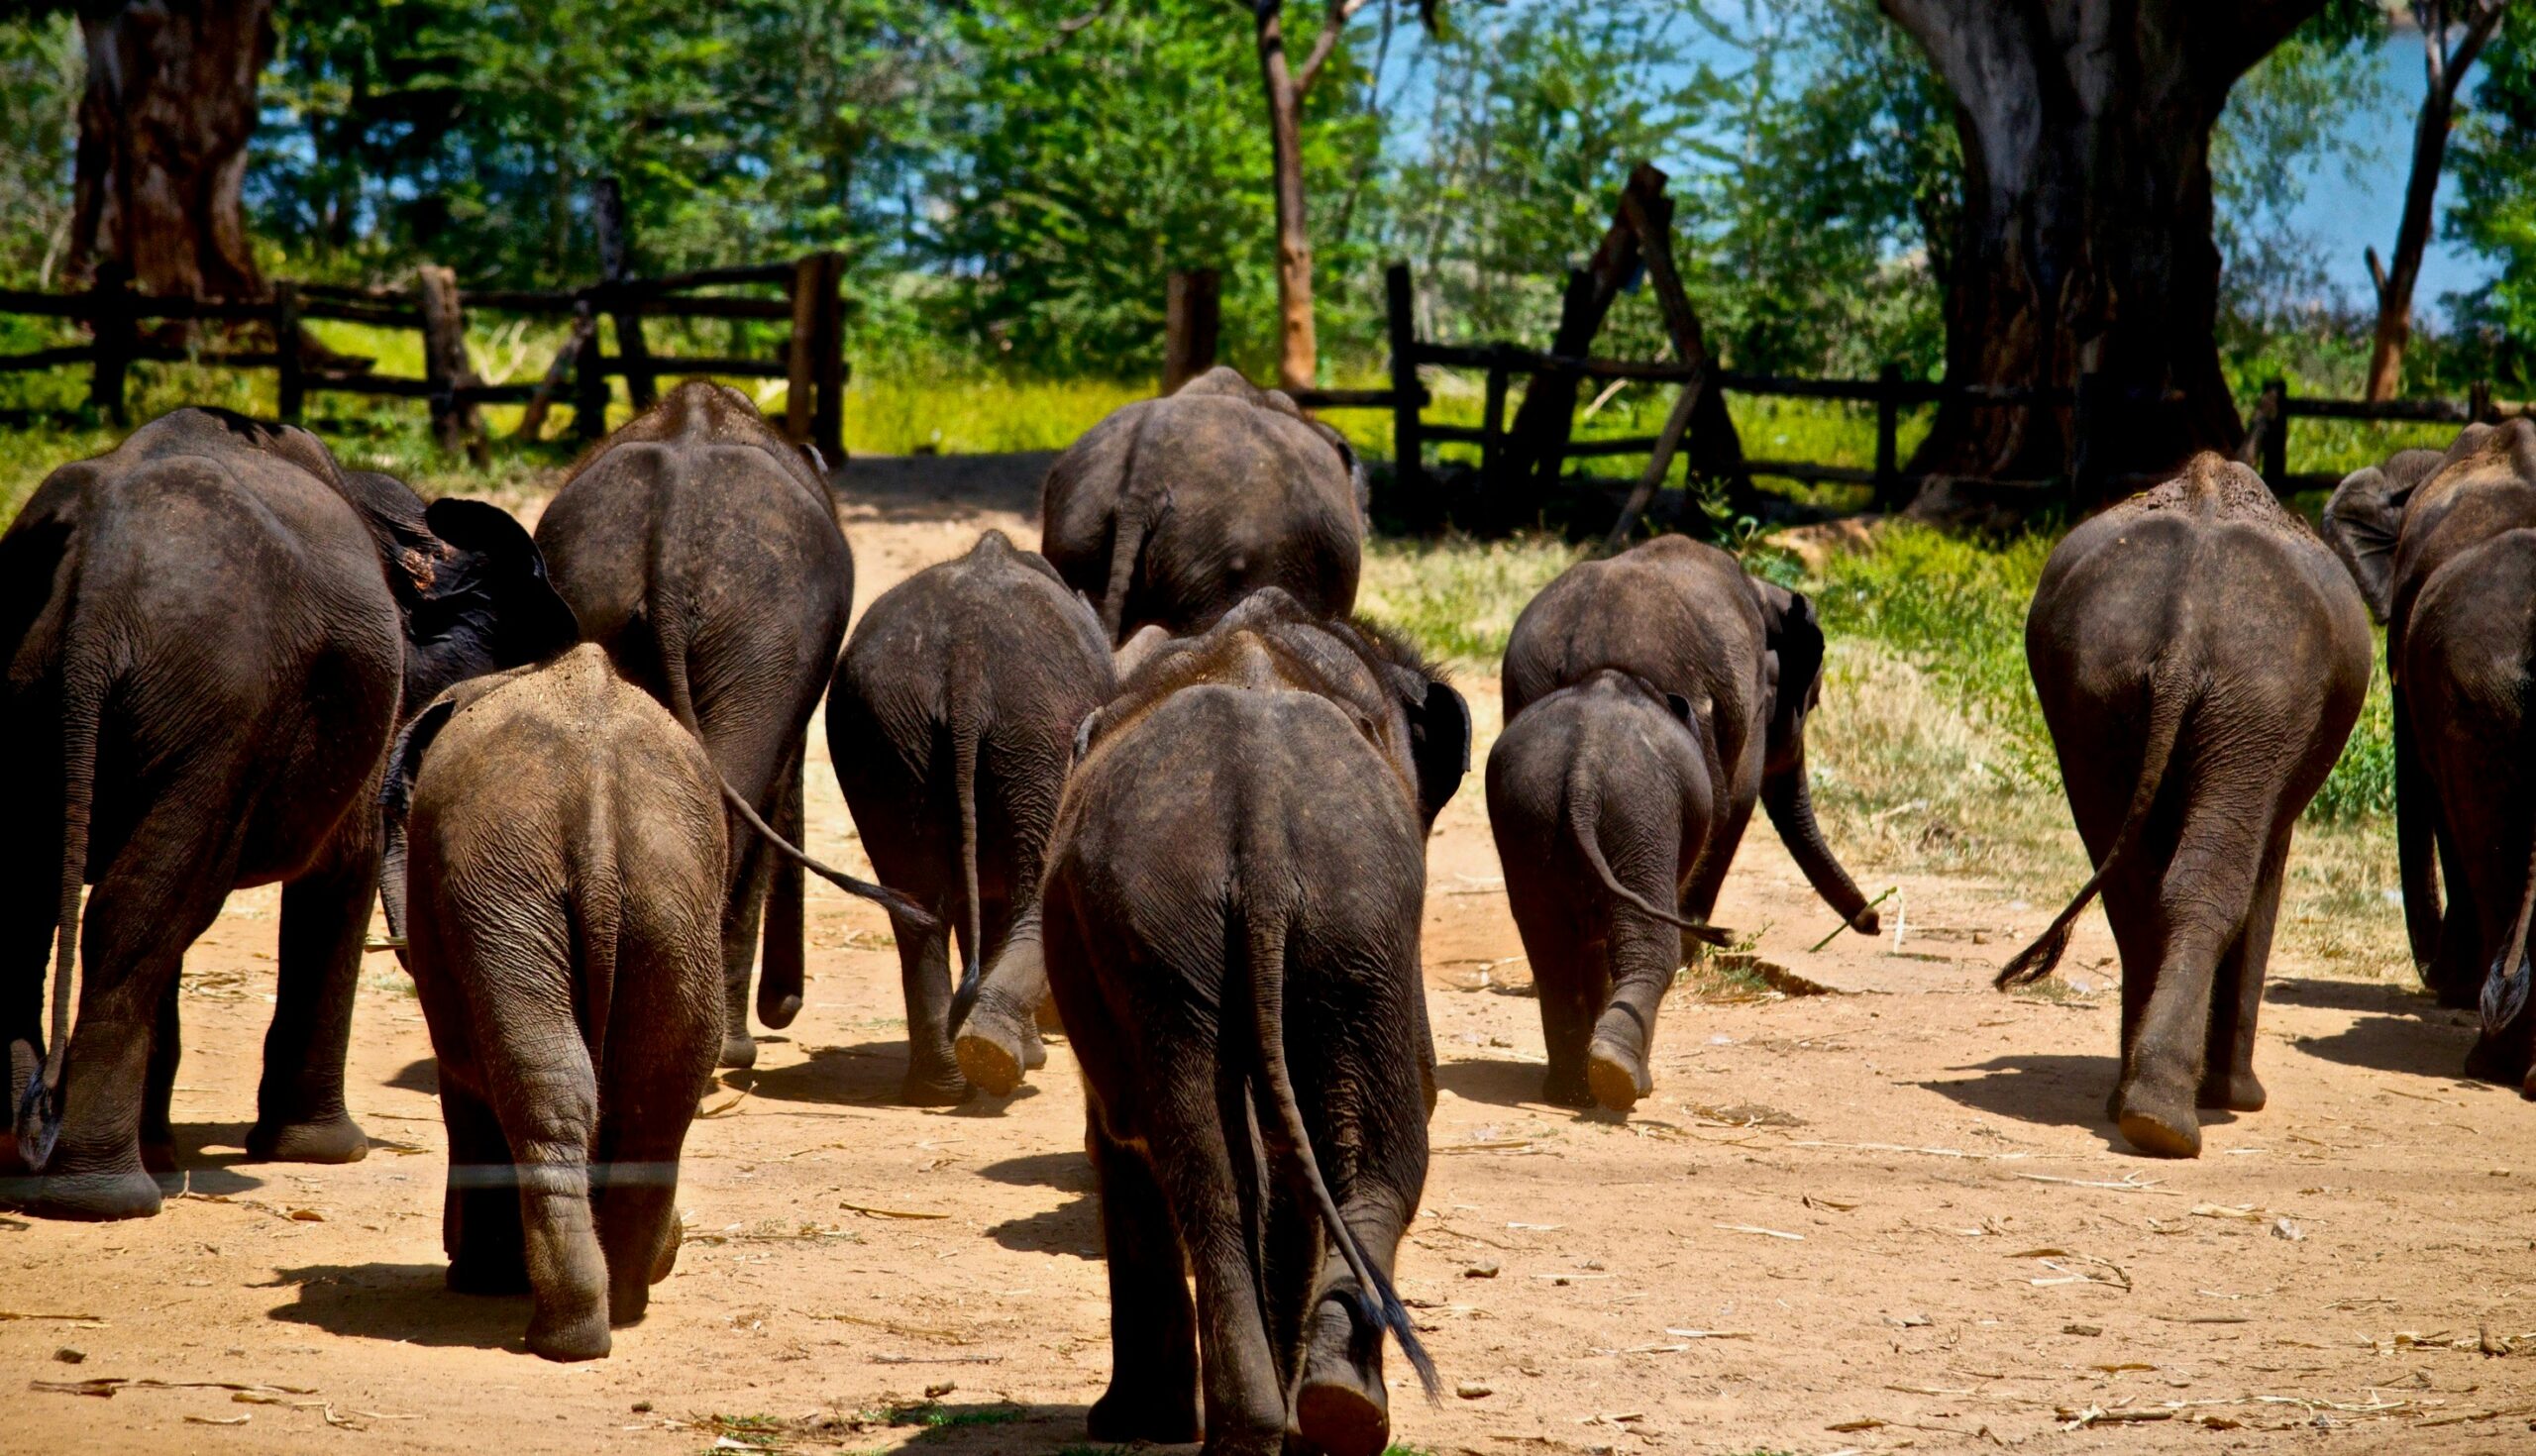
1881, 2, 2322, 508
66, 0, 273, 301
2366, 3, 2505, 403
1252, 1, 1318, 390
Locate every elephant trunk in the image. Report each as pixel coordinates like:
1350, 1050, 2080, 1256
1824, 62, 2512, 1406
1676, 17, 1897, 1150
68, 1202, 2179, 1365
1760, 756, 1874, 933
2392, 682, 2444, 974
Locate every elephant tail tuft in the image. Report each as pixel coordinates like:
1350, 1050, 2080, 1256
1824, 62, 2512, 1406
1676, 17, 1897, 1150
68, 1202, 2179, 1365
1238, 894, 1441, 1403
1995, 652, 2194, 990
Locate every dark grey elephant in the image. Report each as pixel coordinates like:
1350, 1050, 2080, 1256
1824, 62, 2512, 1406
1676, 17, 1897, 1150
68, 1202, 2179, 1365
1487, 670, 1727, 1112
0, 408, 577, 1219
1040, 365, 1366, 643
1042, 590, 1466, 1456
533, 381, 852, 1069
1502, 534, 1878, 948
2395, 528, 2536, 1092
381, 646, 723, 1361
2001, 457, 2370, 1158
2321, 421, 2536, 1004
824, 530, 1114, 1104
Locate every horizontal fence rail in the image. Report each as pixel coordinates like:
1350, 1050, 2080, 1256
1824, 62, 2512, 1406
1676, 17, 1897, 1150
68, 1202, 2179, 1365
0, 250, 847, 462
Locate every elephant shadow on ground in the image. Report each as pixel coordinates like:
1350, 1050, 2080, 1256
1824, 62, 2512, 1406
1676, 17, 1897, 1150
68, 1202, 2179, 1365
834, 453, 1054, 526
385, 1057, 437, 1095
263, 1262, 528, 1352
166, 1119, 267, 1196
751, 1402, 1094, 1454
975, 1150, 1098, 1260
2264, 977, 2444, 1016
743, 1040, 924, 1106
2289, 1012, 2478, 1082
1917, 1053, 2175, 1154
1431, 1056, 1556, 1110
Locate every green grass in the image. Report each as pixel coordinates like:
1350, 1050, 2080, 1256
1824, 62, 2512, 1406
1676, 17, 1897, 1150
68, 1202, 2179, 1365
1358, 531, 1582, 671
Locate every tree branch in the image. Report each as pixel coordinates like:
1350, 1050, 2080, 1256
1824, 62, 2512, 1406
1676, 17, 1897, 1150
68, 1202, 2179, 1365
2444, 1, 2510, 101
1026, 0, 1118, 57
2368, 245, 2389, 303
1295, 0, 1375, 95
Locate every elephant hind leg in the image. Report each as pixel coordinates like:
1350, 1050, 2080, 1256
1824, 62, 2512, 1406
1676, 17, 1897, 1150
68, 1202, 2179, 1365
441, 1085, 527, 1296
715, 825, 774, 1070
2200, 826, 2291, 1113
590, 1121, 687, 1327
489, 1066, 607, 1362
1084, 1120, 1200, 1446
893, 898, 969, 1105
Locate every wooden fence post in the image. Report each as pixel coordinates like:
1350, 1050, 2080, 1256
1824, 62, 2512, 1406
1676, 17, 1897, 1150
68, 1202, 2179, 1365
594, 176, 657, 412
418, 264, 482, 454
1384, 261, 1426, 520
2260, 377, 2288, 487
1872, 363, 1903, 511
1480, 353, 1511, 483
574, 297, 609, 441
2472, 378, 2493, 425
1163, 268, 1220, 395
273, 282, 305, 425
88, 260, 133, 423
785, 254, 821, 451
810, 251, 845, 468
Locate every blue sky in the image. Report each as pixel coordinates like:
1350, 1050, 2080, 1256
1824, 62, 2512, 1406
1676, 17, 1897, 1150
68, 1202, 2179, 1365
2295, 31, 2487, 310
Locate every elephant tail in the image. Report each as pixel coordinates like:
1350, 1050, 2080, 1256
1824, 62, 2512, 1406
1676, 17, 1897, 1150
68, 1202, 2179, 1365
949, 682, 986, 991
714, 773, 941, 935
1098, 504, 1152, 644
16, 578, 105, 1174
1237, 895, 1441, 1402
1996, 653, 2194, 989
1561, 748, 1729, 946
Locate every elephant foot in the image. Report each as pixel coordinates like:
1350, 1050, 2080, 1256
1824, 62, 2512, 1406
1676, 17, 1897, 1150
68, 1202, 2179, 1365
247, 1111, 369, 1165
607, 1276, 652, 1328
954, 1010, 1034, 1097
140, 1139, 178, 1176
2197, 1068, 2267, 1113
1538, 1064, 1594, 1109
1586, 1036, 1652, 1113
526, 1302, 612, 1362
20, 1165, 164, 1220
1293, 1300, 1390, 1456
758, 989, 803, 1031
1087, 1382, 1201, 1446
2113, 1084, 2203, 1159
898, 1067, 973, 1107
649, 1217, 681, 1284
717, 1032, 759, 1071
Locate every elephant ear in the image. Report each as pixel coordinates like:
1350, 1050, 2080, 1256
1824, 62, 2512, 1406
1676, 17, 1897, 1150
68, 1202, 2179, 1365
401, 497, 581, 709
377, 693, 459, 954
1750, 579, 1827, 731
2321, 465, 2410, 623
1402, 676, 1472, 826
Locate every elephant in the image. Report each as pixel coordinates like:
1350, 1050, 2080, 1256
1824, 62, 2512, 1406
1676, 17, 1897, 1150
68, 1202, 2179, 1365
0, 407, 577, 1220
533, 380, 854, 1069
1487, 669, 1729, 1112
379, 646, 723, 1361
1040, 365, 1367, 643
824, 529, 1114, 1104
2397, 528, 2536, 1092
1040, 589, 1467, 1456
2321, 421, 2536, 1004
1501, 534, 1879, 952
1999, 456, 2371, 1159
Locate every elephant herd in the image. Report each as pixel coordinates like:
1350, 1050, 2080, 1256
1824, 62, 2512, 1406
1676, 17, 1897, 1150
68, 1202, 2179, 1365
0, 364, 2525, 1453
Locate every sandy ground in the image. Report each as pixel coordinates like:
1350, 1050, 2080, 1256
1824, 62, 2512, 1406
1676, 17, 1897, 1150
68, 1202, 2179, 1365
7, 455, 2536, 1456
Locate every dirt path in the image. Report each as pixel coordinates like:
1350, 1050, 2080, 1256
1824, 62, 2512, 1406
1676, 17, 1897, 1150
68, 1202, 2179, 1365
7, 461, 2534, 1455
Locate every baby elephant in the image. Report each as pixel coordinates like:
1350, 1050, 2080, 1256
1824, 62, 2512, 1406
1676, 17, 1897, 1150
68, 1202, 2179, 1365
1488, 670, 1727, 1111
382, 646, 726, 1361
826, 529, 1114, 1102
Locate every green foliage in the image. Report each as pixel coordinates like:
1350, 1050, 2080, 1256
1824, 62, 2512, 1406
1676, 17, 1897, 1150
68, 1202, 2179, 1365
1357, 532, 1581, 668
2449, 5, 2536, 384
0, 12, 74, 287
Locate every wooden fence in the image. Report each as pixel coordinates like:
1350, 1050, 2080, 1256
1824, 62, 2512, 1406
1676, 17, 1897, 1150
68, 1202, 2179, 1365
0, 248, 848, 463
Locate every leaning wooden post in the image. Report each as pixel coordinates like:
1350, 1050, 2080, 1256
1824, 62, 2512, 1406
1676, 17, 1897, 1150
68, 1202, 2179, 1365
417, 264, 482, 454
1615, 163, 1752, 514
810, 250, 846, 468
785, 255, 820, 449
2471, 377, 2493, 425
87, 260, 134, 423
273, 282, 305, 425
593, 177, 658, 412
1480, 354, 1511, 483
2260, 377, 2288, 488
1163, 268, 1220, 395
573, 295, 610, 441
1872, 363, 1903, 511
1384, 260, 1426, 521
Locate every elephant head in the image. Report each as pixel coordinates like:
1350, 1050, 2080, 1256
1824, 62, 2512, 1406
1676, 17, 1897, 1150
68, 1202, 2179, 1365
1748, 576, 1827, 775
2320, 446, 2454, 622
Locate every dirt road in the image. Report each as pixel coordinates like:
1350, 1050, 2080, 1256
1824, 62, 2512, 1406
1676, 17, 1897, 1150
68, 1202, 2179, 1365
7, 460, 2533, 1455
